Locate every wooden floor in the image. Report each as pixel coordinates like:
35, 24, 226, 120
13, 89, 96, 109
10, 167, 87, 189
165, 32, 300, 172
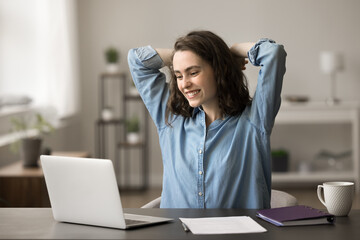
120, 187, 360, 210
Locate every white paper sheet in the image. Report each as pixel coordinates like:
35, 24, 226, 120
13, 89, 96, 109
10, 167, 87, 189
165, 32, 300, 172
179, 216, 267, 235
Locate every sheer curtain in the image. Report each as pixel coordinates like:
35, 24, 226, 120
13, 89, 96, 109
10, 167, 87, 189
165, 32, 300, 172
0, 0, 79, 119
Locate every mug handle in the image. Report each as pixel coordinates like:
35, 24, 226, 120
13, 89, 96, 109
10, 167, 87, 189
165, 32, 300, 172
317, 185, 326, 207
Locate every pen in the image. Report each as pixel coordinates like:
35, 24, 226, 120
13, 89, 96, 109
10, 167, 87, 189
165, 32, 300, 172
181, 222, 190, 232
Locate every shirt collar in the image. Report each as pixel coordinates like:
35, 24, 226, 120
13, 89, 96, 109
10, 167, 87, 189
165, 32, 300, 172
192, 107, 201, 117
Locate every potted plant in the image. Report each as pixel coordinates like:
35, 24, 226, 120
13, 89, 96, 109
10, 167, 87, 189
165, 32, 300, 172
271, 149, 289, 172
126, 115, 140, 144
10, 113, 54, 168
105, 47, 119, 73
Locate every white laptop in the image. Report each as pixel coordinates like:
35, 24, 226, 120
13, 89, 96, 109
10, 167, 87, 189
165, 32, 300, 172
40, 155, 172, 229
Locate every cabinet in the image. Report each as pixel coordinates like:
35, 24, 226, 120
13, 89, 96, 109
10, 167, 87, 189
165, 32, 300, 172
0, 151, 89, 207
95, 72, 148, 190
272, 101, 360, 192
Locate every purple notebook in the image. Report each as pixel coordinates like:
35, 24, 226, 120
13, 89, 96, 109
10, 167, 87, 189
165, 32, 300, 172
257, 205, 335, 226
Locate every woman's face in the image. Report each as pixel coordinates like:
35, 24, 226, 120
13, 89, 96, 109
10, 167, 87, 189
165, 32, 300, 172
173, 50, 218, 112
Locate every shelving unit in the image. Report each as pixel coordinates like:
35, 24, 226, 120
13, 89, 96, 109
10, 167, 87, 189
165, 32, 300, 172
272, 101, 360, 192
119, 91, 149, 191
95, 72, 148, 191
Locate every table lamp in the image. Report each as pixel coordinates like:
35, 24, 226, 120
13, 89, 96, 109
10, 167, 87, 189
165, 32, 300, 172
320, 51, 344, 105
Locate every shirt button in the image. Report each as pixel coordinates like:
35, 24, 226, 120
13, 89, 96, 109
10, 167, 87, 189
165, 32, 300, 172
199, 149, 203, 154
199, 171, 203, 175
198, 192, 203, 196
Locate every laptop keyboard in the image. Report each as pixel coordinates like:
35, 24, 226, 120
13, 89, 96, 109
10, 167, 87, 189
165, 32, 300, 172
125, 218, 150, 226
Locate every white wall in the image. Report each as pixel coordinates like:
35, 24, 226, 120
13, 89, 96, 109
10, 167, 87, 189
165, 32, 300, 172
77, 0, 360, 186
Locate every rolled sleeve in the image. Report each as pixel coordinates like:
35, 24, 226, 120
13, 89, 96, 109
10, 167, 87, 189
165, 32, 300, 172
134, 46, 164, 69
247, 38, 276, 66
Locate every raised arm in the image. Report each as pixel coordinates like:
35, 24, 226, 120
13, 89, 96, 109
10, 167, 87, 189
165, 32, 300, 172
155, 48, 173, 66
127, 46, 170, 129
230, 42, 256, 58
242, 39, 287, 134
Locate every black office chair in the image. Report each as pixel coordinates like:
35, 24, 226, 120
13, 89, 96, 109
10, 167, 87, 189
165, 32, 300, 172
141, 189, 298, 208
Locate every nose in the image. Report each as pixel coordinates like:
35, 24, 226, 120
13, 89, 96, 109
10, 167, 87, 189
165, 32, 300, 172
181, 76, 191, 89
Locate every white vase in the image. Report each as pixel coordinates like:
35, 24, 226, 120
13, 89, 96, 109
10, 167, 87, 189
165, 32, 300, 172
106, 63, 119, 73
127, 133, 140, 144
101, 108, 114, 121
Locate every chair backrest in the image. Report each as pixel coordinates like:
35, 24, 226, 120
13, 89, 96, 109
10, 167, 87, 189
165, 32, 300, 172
141, 190, 298, 208
270, 189, 298, 208
141, 196, 161, 208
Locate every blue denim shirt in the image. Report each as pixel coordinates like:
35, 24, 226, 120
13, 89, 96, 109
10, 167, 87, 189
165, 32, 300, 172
128, 39, 286, 209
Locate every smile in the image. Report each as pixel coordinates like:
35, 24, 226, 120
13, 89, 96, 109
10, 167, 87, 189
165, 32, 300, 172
186, 90, 200, 98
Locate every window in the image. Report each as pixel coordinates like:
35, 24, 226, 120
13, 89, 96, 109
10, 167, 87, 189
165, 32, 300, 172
0, 0, 79, 119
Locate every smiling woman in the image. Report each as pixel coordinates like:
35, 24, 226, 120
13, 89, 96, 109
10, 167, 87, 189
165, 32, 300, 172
128, 31, 287, 209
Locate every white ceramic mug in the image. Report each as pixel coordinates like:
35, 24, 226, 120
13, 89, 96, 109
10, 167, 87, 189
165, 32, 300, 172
317, 181, 354, 216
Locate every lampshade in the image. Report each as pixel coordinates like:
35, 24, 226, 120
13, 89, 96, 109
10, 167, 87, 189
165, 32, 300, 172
320, 51, 343, 74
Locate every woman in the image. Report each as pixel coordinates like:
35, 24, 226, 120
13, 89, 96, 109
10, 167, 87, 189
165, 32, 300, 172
128, 31, 286, 209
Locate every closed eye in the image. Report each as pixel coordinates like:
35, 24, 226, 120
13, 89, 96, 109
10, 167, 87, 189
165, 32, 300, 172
190, 71, 199, 77
174, 66, 201, 80
175, 75, 183, 80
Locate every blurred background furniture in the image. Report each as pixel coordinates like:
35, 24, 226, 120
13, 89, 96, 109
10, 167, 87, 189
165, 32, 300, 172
95, 72, 149, 191
320, 51, 344, 105
272, 101, 360, 192
0, 151, 89, 207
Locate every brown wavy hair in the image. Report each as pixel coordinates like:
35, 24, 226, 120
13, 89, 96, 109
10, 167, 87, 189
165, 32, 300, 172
165, 30, 251, 125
